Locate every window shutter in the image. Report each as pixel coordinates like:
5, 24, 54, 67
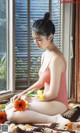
15, 0, 28, 89
30, 0, 49, 85
15, 0, 63, 90
52, 0, 63, 50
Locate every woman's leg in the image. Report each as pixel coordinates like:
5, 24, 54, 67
6, 107, 69, 124
5, 100, 67, 116
5, 96, 32, 112
5, 102, 14, 112
28, 100, 67, 115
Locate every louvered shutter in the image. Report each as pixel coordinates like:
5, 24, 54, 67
30, 0, 49, 85
15, 0, 28, 89
52, 0, 63, 50
15, 0, 63, 89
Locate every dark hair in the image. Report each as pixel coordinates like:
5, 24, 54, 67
32, 12, 55, 37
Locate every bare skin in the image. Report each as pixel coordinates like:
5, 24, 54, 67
5, 31, 68, 124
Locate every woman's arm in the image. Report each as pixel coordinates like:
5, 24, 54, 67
21, 53, 45, 95
10, 78, 44, 102
10, 54, 45, 102
21, 78, 44, 95
44, 55, 66, 101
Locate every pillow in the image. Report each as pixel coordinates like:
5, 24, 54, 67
62, 106, 80, 122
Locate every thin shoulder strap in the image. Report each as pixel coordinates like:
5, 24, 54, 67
40, 52, 54, 73
41, 52, 45, 65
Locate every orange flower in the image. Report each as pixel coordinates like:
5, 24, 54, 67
77, 125, 80, 128
0, 112, 7, 124
14, 99, 28, 111
0, 104, 2, 110
66, 122, 73, 130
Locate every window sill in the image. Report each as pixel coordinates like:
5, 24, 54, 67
0, 91, 14, 100
0, 90, 22, 100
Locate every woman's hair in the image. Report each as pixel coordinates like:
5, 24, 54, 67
32, 12, 55, 37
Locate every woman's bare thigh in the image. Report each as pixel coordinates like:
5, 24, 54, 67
29, 101, 67, 115
5, 100, 67, 116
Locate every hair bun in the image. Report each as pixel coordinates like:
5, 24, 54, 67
43, 12, 50, 21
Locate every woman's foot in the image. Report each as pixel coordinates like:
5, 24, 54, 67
56, 114, 70, 129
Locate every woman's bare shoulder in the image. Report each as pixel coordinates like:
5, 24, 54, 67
49, 53, 66, 71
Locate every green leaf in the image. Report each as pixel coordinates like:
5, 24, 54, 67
26, 89, 37, 97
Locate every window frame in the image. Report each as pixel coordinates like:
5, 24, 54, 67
0, 0, 15, 99
62, 4, 74, 98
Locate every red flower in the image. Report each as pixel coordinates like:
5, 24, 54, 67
77, 125, 80, 128
0, 112, 7, 124
14, 99, 28, 111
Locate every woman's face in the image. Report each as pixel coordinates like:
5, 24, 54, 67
32, 30, 50, 49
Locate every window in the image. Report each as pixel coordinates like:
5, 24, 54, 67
0, 0, 7, 93
0, 0, 15, 95
15, 0, 63, 90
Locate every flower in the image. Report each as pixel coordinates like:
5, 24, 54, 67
66, 122, 73, 130
14, 99, 28, 111
0, 112, 7, 124
38, 94, 45, 100
37, 90, 43, 95
77, 125, 80, 128
37, 90, 45, 100
0, 104, 2, 110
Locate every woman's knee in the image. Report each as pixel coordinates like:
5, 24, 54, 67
6, 110, 23, 123
7, 110, 15, 122
5, 103, 13, 112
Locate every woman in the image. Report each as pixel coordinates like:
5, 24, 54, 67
5, 12, 69, 124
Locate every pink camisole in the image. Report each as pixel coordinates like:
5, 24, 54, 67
39, 52, 68, 107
